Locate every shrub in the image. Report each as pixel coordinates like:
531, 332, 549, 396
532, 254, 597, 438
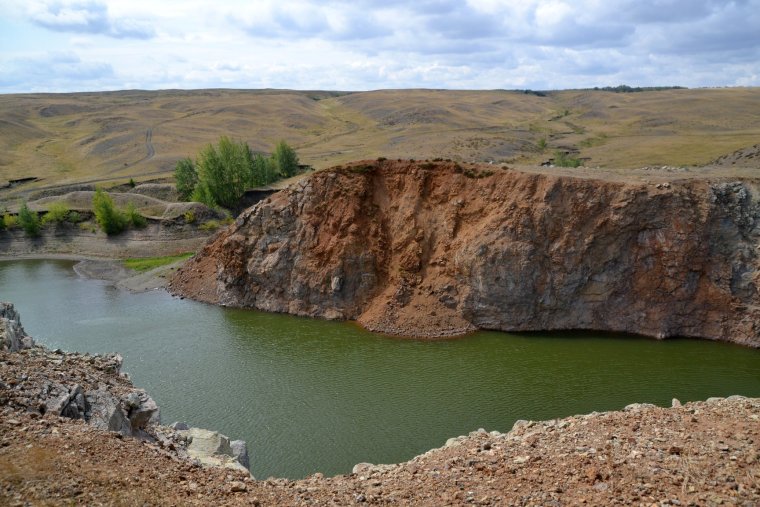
41, 201, 70, 225
3, 213, 18, 229
67, 211, 83, 223
537, 138, 547, 151
92, 189, 127, 235
128, 178, 136, 188
174, 158, 198, 201
553, 150, 582, 168
79, 222, 97, 233
18, 203, 41, 237
198, 219, 220, 231
125, 202, 147, 228
183, 210, 196, 223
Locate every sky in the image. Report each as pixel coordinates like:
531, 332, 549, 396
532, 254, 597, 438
1, 0, 759, 93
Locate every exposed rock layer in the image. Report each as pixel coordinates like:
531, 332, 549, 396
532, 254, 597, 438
170, 160, 760, 346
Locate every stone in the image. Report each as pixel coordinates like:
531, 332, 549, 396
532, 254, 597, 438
231, 440, 250, 469
85, 388, 132, 436
170, 421, 190, 430
671, 398, 682, 408
176, 427, 251, 475
229, 481, 246, 493
353, 463, 374, 475
0, 302, 34, 352
124, 391, 160, 429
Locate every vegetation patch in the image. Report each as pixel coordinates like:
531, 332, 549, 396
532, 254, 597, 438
175, 137, 300, 210
553, 151, 583, 168
123, 252, 194, 273
18, 203, 41, 237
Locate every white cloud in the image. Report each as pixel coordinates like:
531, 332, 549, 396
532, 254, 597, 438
0, 0, 758, 92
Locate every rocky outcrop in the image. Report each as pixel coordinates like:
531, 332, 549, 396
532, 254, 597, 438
170, 160, 760, 346
0, 311, 250, 474
0, 302, 34, 352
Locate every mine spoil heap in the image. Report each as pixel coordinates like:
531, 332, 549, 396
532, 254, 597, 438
170, 160, 760, 346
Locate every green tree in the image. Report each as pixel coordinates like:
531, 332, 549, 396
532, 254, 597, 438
196, 136, 254, 209
174, 158, 198, 201
92, 189, 127, 235
18, 202, 41, 237
272, 140, 299, 178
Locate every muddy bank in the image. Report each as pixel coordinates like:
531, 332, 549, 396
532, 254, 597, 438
170, 160, 760, 347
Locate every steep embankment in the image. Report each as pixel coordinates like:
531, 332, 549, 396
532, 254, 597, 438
170, 160, 760, 346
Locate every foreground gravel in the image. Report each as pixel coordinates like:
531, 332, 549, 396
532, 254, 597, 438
1, 347, 759, 506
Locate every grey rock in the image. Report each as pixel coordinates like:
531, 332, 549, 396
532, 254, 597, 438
125, 390, 160, 429
624, 403, 656, 412
231, 439, 250, 469
0, 302, 34, 352
176, 427, 250, 475
86, 388, 132, 436
170, 421, 190, 430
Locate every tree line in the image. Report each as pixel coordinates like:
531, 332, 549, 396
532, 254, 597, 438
175, 137, 299, 209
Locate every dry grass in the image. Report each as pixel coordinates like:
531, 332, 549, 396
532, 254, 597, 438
1, 88, 758, 196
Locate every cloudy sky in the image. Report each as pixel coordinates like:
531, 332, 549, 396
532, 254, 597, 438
1, 0, 758, 93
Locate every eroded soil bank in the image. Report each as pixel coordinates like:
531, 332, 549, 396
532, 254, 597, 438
170, 160, 760, 346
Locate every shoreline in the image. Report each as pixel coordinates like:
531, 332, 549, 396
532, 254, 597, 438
2, 253, 182, 293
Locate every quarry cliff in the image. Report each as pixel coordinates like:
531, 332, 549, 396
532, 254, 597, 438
169, 160, 760, 347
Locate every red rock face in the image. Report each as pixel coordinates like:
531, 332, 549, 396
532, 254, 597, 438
169, 160, 760, 346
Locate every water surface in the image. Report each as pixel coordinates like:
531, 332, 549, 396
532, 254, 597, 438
2, 259, 758, 479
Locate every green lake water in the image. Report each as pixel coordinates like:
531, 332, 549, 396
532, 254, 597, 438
1, 259, 758, 479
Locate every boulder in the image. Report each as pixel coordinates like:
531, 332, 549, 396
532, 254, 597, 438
124, 390, 160, 429
0, 302, 34, 352
177, 427, 251, 475
86, 388, 132, 436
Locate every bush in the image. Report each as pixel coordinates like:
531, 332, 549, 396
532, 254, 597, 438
198, 219, 220, 231
537, 138, 547, 151
92, 189, 127, 235
174, 158, 198, 201
41, 201, 70, 225
18, 203, 41, 237
3, 213, 18, 229
125, 202, 147, 228
67, 211, 83, 223
553, 151, 582, 168
183, 210, 196, 223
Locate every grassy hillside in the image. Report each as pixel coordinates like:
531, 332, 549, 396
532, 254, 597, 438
1, 87, 758, 196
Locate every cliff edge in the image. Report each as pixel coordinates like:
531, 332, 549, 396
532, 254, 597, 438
170, 160, 760, 346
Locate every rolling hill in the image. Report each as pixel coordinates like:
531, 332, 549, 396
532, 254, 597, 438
1, 87, 758, 198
